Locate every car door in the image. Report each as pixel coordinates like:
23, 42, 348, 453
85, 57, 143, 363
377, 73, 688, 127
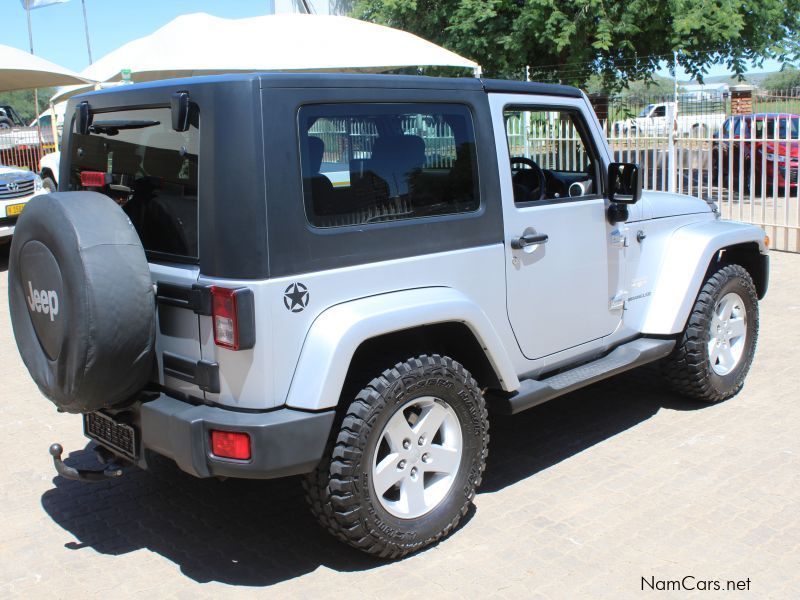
489, 94, 622, 360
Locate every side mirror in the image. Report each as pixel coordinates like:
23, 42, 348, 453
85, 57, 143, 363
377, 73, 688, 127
171, 91, 190, 132
608, 162, 642, 204
75, 101, 91, 135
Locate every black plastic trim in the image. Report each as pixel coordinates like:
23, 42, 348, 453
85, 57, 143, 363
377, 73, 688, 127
489, 338, 675, 415
138, 394, 336, 479
156, 282, 212, 315
162, 352, 220, 393
232, 288, 256, 350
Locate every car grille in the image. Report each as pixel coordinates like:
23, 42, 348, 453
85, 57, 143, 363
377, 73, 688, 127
0, 178, 35, 200
0, 216, 17, 228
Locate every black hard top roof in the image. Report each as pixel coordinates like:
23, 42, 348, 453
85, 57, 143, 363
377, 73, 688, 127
79, 72, 583, 98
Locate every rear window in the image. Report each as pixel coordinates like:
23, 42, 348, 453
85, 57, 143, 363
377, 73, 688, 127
69, 106, 199, 259
298, 103, 480, 228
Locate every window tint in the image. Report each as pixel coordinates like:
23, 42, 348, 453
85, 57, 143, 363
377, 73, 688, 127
652, 105, 666, 118
299, 103, 479, 228
69, 106, 199, 259
504, 108, 599, 203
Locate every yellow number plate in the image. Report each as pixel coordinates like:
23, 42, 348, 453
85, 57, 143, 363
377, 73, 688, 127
5, 203, 25, 217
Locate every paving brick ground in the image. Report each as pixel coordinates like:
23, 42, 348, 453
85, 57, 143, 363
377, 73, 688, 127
1, 243, 798, 599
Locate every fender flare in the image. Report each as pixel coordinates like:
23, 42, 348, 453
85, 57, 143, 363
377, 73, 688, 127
284, 287, 519, 411
641, 220, 767, 335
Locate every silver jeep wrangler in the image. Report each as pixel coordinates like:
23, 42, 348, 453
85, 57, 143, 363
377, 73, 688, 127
8, 74, 768, 558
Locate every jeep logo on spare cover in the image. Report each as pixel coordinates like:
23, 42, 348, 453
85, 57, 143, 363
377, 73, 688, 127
283, 282, 309, 313
26, 281, 59, 322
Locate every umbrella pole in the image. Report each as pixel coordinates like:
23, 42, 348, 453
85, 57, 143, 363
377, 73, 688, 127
26, 2, 45, 150
82, 0, 93, 64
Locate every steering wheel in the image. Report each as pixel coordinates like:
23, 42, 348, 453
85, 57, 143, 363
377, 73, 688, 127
510, 156, 546, 201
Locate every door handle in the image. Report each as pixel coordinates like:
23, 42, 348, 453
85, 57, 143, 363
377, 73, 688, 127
511, 232, 549, 249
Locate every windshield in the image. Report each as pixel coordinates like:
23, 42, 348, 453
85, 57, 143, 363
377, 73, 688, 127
776, 118, 800, 139
69, 106, 200, 259
638, 104, 655, 118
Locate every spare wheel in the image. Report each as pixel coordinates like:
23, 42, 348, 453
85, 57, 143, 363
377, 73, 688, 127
8, 191, 155, 413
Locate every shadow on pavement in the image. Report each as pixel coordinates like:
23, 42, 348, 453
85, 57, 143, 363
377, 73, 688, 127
41, 369, 705, 586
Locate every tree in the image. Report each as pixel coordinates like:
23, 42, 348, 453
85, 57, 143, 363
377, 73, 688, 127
761, 66, 800, 92
354, 0, 800, 89
0, 88, 55, 124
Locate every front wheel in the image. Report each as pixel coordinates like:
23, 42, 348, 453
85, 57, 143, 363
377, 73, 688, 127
305, 354, 489, 558
662, 264, 759, 403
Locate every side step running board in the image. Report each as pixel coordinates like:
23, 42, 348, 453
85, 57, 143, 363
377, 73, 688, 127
492, 338, 675, 415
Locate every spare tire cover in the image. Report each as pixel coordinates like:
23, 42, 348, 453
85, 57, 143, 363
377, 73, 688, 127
8, 191, 155, 413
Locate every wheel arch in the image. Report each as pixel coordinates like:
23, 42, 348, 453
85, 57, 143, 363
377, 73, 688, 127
641, 220, 768, 335
284, 287, 519, 411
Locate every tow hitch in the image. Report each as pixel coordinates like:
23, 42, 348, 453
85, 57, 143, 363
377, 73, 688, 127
48, 443, 125, 482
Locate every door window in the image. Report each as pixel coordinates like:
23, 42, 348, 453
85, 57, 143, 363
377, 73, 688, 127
504, 108, 600, 203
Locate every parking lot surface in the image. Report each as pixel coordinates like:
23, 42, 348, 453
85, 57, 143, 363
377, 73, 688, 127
1, 244, 798, 599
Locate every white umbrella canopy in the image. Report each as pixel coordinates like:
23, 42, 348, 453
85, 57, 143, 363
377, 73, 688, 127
0, 43, 94, 92
83, 12, 478, 83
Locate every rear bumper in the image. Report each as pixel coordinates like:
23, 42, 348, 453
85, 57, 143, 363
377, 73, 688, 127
134, 394, 335, 479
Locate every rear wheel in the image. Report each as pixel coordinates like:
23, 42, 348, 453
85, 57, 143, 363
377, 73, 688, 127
662, 264, 759, 403
305, 354, 489, 558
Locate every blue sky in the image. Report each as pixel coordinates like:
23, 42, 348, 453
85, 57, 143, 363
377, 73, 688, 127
3, 0, 275, 72
1, 0, 790, 79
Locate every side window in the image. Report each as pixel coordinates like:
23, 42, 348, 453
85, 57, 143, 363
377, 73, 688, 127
69, 106, 200, 258
652, 105, 666, 118
504, 108, 600, 203
299, 103, 480, 228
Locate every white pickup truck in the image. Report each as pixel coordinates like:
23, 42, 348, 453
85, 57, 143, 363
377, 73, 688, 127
613, 102, 726, 137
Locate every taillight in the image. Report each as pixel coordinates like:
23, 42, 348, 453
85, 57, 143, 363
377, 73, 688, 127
210, 286, 255, 351
211, 286, 238, 349
80, 171, 108, 187
210, 430, 251, 460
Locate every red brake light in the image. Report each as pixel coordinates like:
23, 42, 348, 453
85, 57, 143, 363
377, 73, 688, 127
211, 286, 239, 350
80, 171, 108, 187
210, 430, 251, 460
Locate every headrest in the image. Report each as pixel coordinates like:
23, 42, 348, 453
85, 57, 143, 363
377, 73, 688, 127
308, 136, 325, 173
370, 135, 426, 168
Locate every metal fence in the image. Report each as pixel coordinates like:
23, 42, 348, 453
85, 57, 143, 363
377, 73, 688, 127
0, 126, 57, 173
600, 112, 799, 252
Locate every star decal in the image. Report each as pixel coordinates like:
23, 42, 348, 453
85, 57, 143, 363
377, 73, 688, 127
283, 283, 310, 313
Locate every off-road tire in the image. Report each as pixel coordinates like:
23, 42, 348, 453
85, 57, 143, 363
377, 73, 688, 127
662, 264, 759, 403
305, 354, 489, 558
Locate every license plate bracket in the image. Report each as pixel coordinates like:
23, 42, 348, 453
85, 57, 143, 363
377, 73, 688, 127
83, 412, 138, 460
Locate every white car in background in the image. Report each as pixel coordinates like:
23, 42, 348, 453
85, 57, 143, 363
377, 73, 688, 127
612, 101, 726, 137
1, 165, 47, 240
39, 150, 60, 192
